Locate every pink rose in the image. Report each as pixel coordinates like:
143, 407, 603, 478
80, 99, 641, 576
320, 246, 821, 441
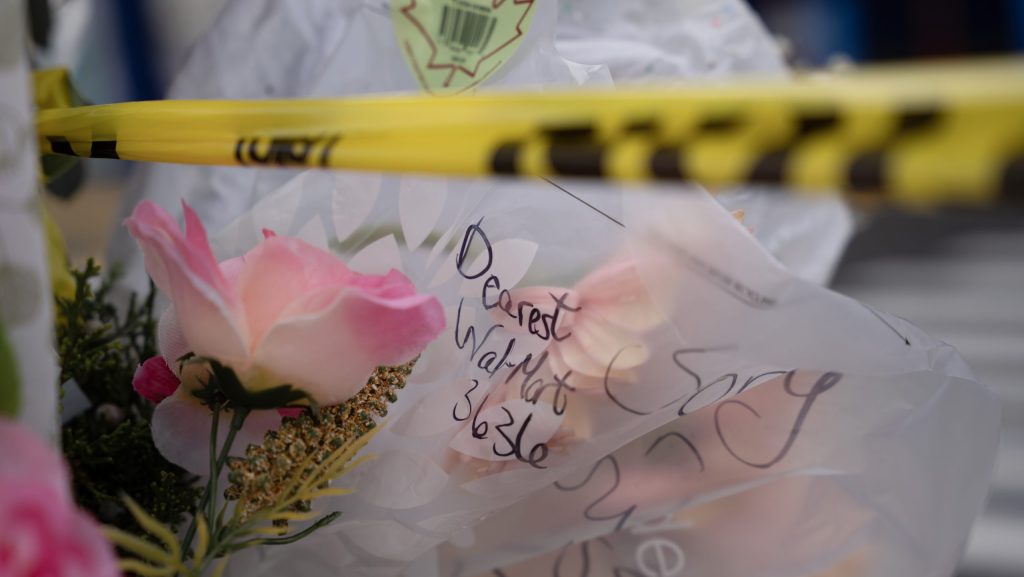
125, 200, 444, 474
124, 200, 445, 405
0, 418, 119, 577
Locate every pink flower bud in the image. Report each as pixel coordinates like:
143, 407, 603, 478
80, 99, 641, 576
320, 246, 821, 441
133, 355, 181, 404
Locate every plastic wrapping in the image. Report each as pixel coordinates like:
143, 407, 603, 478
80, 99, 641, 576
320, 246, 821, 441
109, 0, 851, 293
208, 175, 997, 577
110, 1, 996, 576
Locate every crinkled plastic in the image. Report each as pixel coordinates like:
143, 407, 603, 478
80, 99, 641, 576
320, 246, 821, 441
110, 0, 851, 293
111, 1, 997, 576
211, 174, 997, 577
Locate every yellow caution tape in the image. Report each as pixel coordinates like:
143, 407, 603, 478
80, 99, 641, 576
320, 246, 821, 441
34, 59, 1024, 207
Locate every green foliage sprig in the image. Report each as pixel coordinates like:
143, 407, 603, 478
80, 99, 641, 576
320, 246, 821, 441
103, 359, 410, 576
56, 260, 200, 535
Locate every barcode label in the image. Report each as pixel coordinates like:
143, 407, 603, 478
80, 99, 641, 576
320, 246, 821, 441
438, 5, 497, 52
395, 0, 536, 92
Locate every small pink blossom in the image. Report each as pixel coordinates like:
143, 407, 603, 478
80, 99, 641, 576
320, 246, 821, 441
132, 356, 180, 404
0, 418, 119, 577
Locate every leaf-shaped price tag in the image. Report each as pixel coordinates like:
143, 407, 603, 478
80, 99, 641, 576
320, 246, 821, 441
392, 0, 537, 94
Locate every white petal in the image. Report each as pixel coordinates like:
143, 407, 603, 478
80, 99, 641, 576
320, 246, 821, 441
353, 450, 448, 510
346, 234, 403, 276
399, 177, 447, 251
151, 388, 283, 476
331, 172, 380, 242
571, 314, 650, 371
333, 520, 443, 563
458, 239, 538, 298
157, 307, 190, 377
294, 217, 328, 250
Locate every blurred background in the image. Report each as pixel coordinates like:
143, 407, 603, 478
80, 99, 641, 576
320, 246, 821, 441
29, 1, 1024, 575
751, 0, 1024, 67
750, 3, 1024, 576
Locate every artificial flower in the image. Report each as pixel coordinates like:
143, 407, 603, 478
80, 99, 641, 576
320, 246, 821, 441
491, 256, 669, 388
0, 418, 119, 577
124, 200, 445, 474
132, 355, 179, 404
125, 200, 445, 405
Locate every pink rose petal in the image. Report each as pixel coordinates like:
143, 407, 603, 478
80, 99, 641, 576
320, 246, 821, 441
0, 419, 119, 577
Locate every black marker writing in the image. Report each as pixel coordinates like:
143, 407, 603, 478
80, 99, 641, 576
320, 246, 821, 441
483, 277, 579, 342
506, 351, 575, 416
714, 370, 842, 469
493, 408, 550, 469
452, 379, 480, 422
456, 218, 492, 280
645, 431, 705, 472
555, 455, 635, 531
453, 298, 518, 378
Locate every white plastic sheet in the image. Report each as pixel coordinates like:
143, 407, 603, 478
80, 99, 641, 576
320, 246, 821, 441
110, 0, 851, 292
211, 175, 997, 577
111, 1, 996, 576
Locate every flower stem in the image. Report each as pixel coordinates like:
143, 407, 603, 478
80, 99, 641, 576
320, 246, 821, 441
218, 408, 250, 470
206, 404, 222, 541
225, 511, 342, 552
180, 404, 249, 565
179, 404, 219, 560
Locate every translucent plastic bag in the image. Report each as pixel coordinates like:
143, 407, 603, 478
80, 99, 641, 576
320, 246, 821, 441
209, 175, 997, 577
111, 1, 995, 576
110, 0, 850, 293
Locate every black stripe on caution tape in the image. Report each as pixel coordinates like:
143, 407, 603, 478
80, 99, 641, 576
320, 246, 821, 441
848, 153, 885, 190
651, 147, 686, 180
549, 144, 605, 177
46, 136, 76, 156
90, 140, 119, 159
895, 107, 942, 133
748, 150, 790, 185
698, 113, 743, 133
491, 142, 521, 175
233, 134, 341, 167
624, 118, 658, 134
795, 110, 840, 136
845, 106, 945, 192
45, 136, 119, 159
542, 124, 596, 142
1001, 156, 1024, 201
541, 124, 604, 176
744, 109, 841, 186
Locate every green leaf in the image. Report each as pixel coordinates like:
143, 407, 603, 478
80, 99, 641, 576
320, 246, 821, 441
121, 495, 181, 559
231, 511, 342, 551
0, 317, 19, 417
57, 262, 198, 536
206, 360, 309, 410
